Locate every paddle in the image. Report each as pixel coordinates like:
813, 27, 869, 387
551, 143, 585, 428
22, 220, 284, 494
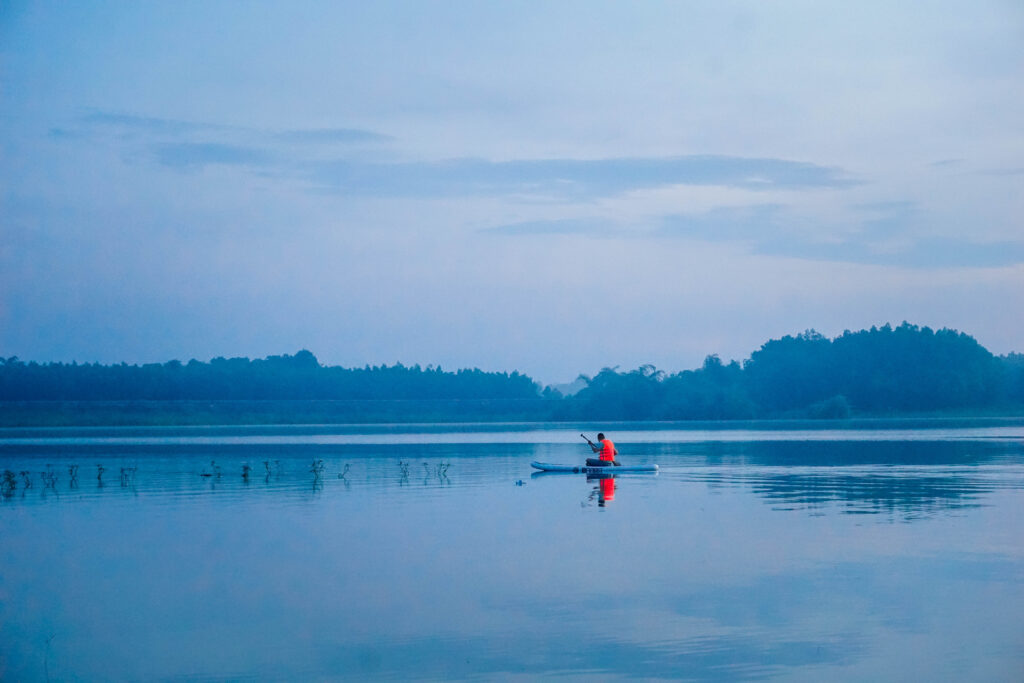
581, 433, 597, 450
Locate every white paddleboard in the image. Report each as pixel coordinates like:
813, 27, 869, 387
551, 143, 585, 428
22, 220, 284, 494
530, 461, 658, 473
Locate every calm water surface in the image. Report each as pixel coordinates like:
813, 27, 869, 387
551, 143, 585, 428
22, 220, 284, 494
2, 422, 1023, 681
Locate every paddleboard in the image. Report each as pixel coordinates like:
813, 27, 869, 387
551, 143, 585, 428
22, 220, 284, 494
530, 461, 658, 473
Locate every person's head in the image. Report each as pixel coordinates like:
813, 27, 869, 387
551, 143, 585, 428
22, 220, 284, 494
597, 433, 605, 440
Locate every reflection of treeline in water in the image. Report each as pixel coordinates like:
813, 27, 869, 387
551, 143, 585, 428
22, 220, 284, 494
1, 322, 1022, 424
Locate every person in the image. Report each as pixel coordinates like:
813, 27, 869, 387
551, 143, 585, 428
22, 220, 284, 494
586, 432, 620, 467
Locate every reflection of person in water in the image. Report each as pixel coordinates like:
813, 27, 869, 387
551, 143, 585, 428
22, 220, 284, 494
585, 471, 619, 507
586, 433, 620, 467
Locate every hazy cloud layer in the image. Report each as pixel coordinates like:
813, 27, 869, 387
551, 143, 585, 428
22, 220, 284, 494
484, 218, 618, 236
71, 111, 391, 144
486, 201, 1024, 269
55, 111, 858, 198
154, 142, 274, 170
308, 155, 859, 199
50, 111, 392, 172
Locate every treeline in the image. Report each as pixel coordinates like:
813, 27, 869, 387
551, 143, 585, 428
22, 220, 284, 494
571, 323, 1024, 419
0, 350, 542, 401
1, 323, 1022, 420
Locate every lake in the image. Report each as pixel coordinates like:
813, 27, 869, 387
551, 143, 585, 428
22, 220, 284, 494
2, 421, 1023, 681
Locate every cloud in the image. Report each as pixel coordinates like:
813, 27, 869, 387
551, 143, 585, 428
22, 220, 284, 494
275, 128, 392, 144
483, 218, 620, 236
153, 142, 274, 169
46, 128, 88, 140
55, 112, 859, 200
73, 111, 389, 145
309, 155, 860, 199
54, 111, 391, 171
488, 201, 1024, 269
482, 206, 782, 240
658, 204, 785, 242
979, 167, 1024, 177
659, 203, 1024, 268
80, 111, 227, 136
756, 237, 1024, 269
850, 201, 916, 213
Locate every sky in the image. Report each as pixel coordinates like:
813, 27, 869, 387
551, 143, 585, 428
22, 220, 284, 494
1, 1, 1022, 384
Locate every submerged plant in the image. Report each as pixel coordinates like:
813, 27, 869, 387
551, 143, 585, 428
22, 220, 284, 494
68, 465, 79, 486
20, 471, 32, 488
2, 470, 16, 496
41, 465, 58, 488
242, 463, 251, 481
96, 464, 105, 484
119, 465, 137, 487
306, 459, 326, 492
337, 463, 350, 480
309, 459, 326, 480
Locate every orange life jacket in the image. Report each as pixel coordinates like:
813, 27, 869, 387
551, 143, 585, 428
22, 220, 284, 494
599, 438, 615, 461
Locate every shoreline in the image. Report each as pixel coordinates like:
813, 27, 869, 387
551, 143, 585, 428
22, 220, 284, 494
2, 399, 1023, 428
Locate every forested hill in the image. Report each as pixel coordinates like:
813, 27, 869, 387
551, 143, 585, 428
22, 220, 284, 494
0, 350, 543, 401
1, 323, 1022, 421
574, 323, 1024, 419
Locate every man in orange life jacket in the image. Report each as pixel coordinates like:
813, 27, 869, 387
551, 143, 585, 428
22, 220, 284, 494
586, 433, 620, 467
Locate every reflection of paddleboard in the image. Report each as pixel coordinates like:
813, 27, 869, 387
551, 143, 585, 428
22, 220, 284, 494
530, 461, 658, 474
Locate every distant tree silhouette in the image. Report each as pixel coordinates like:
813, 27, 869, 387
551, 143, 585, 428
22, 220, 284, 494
1001, 353, 1024, 404
1, 323, 1021, 418
0, 352, 541, 401
657, 355, 756, 419
564, 322, 1018, 419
